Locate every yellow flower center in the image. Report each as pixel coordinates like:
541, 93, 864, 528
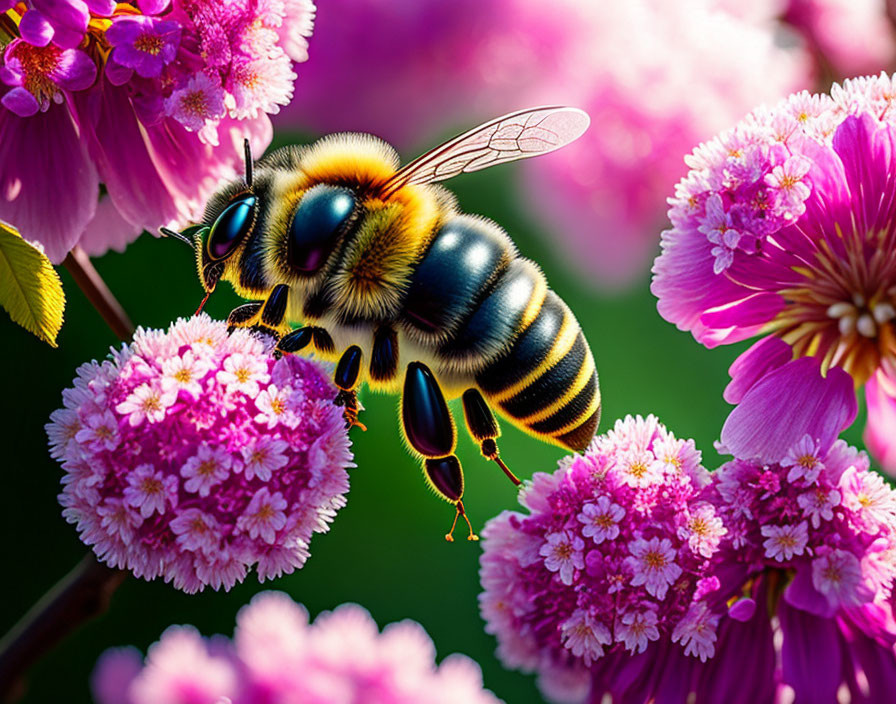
644, 550, 667, 569
134, 32, 164, 55
196, 460, 217, 476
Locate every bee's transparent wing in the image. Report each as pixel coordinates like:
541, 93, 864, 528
381, 106, 589, 194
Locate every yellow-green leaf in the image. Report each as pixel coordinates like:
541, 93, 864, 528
0, 221, 65, 347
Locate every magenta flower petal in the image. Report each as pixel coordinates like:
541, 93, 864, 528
136, 0, 170, 12
779, 600, 843, 702
50, 48, 97, 92
0, 87, 40, 118
698, 292, 786, 337
695, 591, 776, 704
783, 564, 838, 618
77, 196, 143, 257
85, 0, 116, 15
18, 10, 55, 47
103, 57, 133, 87
651, 228, 752, 347
0, 104, 98, 263
72, 82, 184, 231
724, 336, 793, 404
32, 0, 89, 48
720, 358, 857, 463
91, 648, 143, 704
865, 370, 896, 475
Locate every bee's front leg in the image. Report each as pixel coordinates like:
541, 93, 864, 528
226, 284, 291, 342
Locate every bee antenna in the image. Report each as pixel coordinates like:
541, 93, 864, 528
159, 226, 195, 249
243, 138, 253, 187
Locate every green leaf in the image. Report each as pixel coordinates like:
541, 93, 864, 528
0, 221, 65, 347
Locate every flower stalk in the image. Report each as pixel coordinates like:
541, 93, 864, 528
0, 554, 126, 703
63, 246, 134, 342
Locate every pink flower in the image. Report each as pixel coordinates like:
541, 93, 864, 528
115, 382, 176, 426
627, 537, 682, 600
159, 350, 210, 398
123, 464, 177, 518
760, 521, 809, 562
651, 75, 896, 470
479, 415, 722, 703
46, 315, 353, 593
239, 437, 289, 482
253, 384, 301, 430
0, 0, 314, 262
540, 531, 585, 586
236, 487, 288, 544
105, 16, 180, 79
615, 610, 660, 655
180, 444, 232, 497
577, 496, 624, 544
92, 591, 502, 704
682, 436, 896, 702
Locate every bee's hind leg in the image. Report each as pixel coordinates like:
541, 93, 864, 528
461, 388, 521, 486
402, 361, 478, 542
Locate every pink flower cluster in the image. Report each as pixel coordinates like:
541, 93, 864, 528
712, 435, 896, 611
0, 0, 314, 262
479, 415, 724, 703
652, 74, 896, 472
46, 315, 352, 593
91, 591, 502, 704
688, 435, 896, 702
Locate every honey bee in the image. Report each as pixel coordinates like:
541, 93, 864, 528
164, 107, 600, 540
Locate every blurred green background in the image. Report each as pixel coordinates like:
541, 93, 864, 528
0, 128, 869, 704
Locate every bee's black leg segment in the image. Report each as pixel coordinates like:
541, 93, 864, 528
402, 362, 456, 458
334, 345, 366, 431
402, 363, 476, 541
370, 326, 399, 382
277, 327, 313, 354
462, 388, 520, 486
244, 138, 253, 187
311, 328, 335, 355
260, 284, 289, 328
227, 301, 263, 330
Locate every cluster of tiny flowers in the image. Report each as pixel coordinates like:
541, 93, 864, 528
1, 0, 313, 136
46, 315, 352, 593
710, 435, 896, 612
479, 415, 725, 702
91, 591, 502, 704
665, 74, 896, 275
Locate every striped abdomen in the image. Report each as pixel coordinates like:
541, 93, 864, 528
401, 215, 600, 452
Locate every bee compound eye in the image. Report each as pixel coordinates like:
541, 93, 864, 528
207, 194, 257, 260
287, 185, 356, 273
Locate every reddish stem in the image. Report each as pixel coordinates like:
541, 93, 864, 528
0, 555, 126, 702
63, 246, 134, 342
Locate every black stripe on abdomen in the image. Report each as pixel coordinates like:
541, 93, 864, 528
497, 333, 587, 419
476, 291, 566, 394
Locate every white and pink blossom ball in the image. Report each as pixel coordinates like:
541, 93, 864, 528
46, 315, 353, 593
91, 591, 502, 704
478, 415, 725, 703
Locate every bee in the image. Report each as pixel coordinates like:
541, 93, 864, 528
164, 107, 600, 541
